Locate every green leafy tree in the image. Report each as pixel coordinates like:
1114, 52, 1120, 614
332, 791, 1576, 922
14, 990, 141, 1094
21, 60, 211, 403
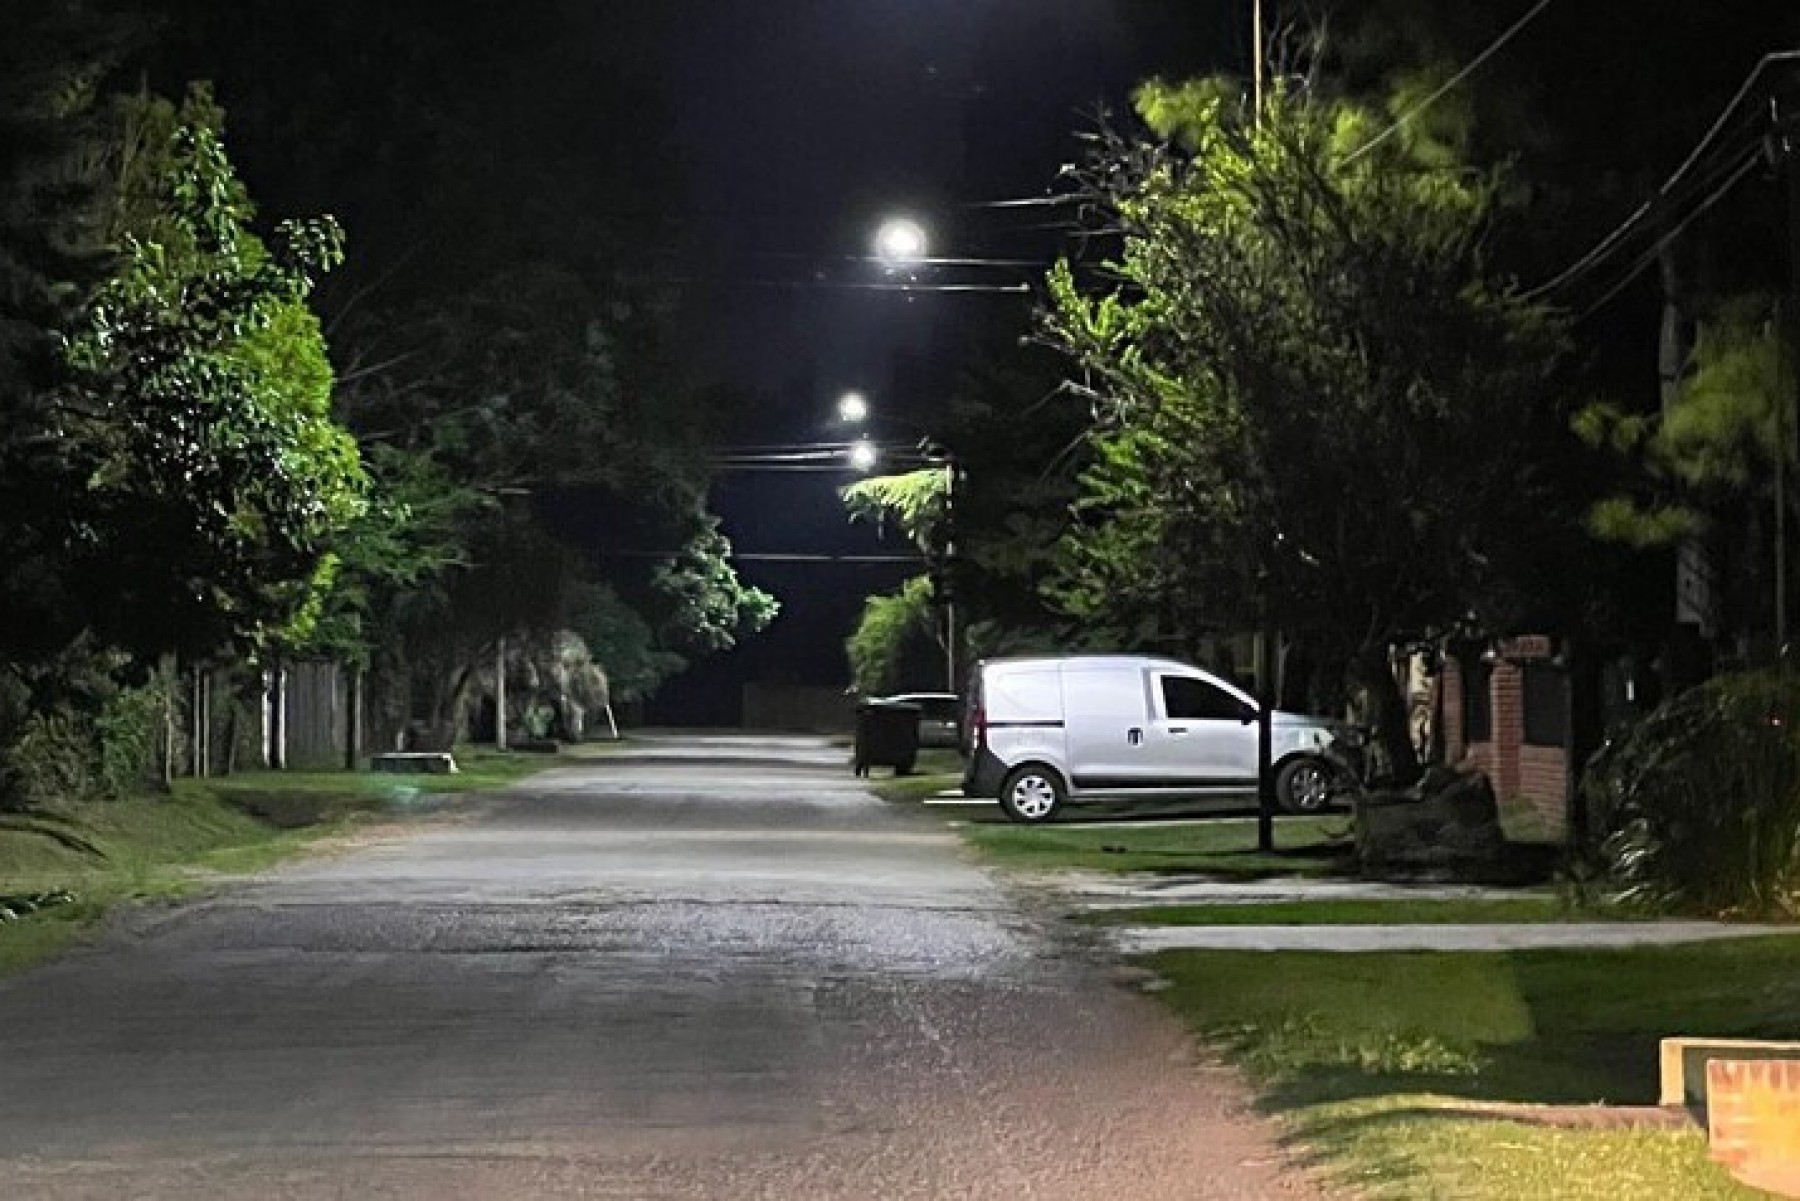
841, 467, 953, 694
1039, 80, 1571, 779
1575, 294, 1789, 647
651, 515, 779, 654
59, 85, 365, 662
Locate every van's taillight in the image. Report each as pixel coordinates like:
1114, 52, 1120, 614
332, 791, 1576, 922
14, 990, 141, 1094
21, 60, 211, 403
970, 707, 988, 749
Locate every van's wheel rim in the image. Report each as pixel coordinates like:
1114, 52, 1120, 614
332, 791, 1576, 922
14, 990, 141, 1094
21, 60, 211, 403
1009, 777, 1058, 820
1285, 760, 1332, 811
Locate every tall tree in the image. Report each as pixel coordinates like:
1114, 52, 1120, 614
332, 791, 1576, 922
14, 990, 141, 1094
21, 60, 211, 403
58, 85, 365, 663
1039, 79, 1571, 779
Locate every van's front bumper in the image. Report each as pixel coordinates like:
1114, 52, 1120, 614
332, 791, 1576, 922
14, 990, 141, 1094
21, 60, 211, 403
962, 747, 1008, 798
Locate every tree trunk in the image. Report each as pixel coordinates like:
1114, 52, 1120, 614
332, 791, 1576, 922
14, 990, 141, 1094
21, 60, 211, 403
1351, 643, 1420, 787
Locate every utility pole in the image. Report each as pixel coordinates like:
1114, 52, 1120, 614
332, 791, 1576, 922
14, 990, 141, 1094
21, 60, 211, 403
1782, 88, 1800, 664
495, 635, 508, 750
1252, 0, 1265, 121
942, 458, 960, 693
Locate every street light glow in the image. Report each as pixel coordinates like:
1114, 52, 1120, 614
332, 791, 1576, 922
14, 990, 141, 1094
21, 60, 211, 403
837, 390, 869, 424
874, 217, 928, 264
849, 439, 879, 471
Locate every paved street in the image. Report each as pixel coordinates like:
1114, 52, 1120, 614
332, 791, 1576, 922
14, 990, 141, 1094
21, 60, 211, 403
0, 733, 1324, 1200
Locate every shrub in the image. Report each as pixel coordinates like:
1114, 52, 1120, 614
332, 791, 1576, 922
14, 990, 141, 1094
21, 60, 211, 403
1584, 670, 1800, 918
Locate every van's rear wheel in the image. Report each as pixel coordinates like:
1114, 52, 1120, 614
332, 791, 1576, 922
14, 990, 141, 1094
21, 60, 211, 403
1275, 756, 1334, 813
999, 765, 1064, 824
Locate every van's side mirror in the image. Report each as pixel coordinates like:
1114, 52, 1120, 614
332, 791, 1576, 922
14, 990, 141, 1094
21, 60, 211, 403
1238, 701, 1258, 726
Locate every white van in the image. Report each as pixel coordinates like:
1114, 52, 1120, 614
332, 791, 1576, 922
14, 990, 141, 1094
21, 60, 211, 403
962, 654, 1356, 823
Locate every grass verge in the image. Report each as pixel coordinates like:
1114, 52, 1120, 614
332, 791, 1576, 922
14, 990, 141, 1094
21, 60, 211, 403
963, 814, 1354, 876
1079, 896, 1580, 926
0, 747, 567, 977
1144, 934, 1800, 1198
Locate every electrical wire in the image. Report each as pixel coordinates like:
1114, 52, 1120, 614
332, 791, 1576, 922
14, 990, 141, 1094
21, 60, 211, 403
1528, 48, 1800, 299
1527, 117, 1767, 298
1575, 147, 1765, 321
1343, 0, 1555, 165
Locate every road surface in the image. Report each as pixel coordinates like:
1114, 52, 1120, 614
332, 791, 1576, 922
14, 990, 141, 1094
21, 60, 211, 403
0, 733, 1325, 1200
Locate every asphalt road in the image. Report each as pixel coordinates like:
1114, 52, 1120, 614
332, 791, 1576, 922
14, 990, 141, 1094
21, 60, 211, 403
0, 733, 1325, 1200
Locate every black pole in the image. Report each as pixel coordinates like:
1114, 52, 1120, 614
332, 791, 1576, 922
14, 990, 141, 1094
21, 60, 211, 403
1257, 626, 1277, 853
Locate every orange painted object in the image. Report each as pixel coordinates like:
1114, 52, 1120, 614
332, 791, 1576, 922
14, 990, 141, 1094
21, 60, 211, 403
1708, 1058, 1800, 1198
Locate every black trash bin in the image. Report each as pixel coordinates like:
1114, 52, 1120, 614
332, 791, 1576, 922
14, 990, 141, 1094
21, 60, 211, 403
853, 699, 921, 777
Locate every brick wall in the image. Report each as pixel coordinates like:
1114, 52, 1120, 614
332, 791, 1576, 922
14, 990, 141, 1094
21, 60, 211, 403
1709, 1058, 1800, 1197
1442, 668, 1465, 758
1439, 651, 1568, 828
1519, 745, 1568, 830
1491, 662, 1523, 801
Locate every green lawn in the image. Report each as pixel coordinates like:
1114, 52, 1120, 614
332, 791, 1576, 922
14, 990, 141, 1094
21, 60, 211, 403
1144, 935, 1800, 1198
1080, 896, 1578, 926
1300, 1099, 1759, 1200
963, 815, 1354, 876
0, 748, 568, 977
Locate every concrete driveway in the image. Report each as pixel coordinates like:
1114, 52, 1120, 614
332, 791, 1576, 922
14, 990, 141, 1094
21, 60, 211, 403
0, 732, 1325, 1200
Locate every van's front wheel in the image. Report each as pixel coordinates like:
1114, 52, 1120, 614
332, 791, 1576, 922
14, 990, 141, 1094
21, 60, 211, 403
1275, 755, 1335, 813
999, 765, 1065, 824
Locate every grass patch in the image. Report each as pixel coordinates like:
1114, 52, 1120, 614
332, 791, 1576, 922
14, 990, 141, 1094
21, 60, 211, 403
0, 747, 567, 977
1299, 1098, 1758, 1200
1143, 935, 1800, 1197
1079, 896, 1577, 926
963, 815, 1353, 876
864, 748, 965, 805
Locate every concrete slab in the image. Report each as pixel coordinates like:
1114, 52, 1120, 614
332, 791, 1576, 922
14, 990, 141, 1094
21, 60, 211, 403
1109, 922, 1794, 954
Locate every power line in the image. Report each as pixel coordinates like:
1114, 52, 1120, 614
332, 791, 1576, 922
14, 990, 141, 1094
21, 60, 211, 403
1526, 131, 1763, 299
1529, 49, 1800, 299
1344, 0, 1555, 165
1576, 148, 1766, 321
653, 277, 1031, 294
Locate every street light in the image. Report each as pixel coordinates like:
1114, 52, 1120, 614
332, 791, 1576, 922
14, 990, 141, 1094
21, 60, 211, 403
873, 216, 928, 265
837, 390, 870, 424
848, 438, 880, 472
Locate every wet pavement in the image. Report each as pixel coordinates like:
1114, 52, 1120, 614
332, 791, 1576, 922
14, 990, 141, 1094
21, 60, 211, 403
0, 733, 1326, 1200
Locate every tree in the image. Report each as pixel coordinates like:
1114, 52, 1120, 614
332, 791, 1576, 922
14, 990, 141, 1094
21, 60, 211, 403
841, 466, 952, 694
1038, 80, 1571, 780
57, 85, 365, 663
0, 0, 138, 668
1576, 294, 1789, 642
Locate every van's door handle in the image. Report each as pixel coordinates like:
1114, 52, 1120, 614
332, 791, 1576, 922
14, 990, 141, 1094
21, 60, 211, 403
1167, 726, 1189, 735
1127, 727, 1142, 745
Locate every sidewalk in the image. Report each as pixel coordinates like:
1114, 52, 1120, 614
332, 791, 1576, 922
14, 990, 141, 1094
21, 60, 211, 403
1108, 921, 1793, 953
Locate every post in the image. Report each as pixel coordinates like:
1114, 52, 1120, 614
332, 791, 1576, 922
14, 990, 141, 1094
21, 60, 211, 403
1256, 627, 1277, 853
269, 664, 287, 771
1252, 0, 1265, 120
189, 668, 202, 778
1779, 293, 1790, 663
495, 636, 508, 750
942, 459, 959, 693
344, 664, 363, 771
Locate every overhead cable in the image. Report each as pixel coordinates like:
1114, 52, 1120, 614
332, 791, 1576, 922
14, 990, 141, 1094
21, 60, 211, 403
1530, 48, 1800, 298
1576, 147, 1765, 321
1344, 0, 1555, 165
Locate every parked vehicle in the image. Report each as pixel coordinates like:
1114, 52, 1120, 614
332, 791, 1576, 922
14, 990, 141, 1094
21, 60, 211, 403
962, 654, 1360, 823
881, 692, 962, 749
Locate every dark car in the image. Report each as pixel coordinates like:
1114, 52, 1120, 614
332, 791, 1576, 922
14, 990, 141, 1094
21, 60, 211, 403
881, 692, 962, 749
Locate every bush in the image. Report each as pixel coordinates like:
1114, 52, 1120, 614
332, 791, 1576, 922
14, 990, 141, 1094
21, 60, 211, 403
1, 664, 169, 809
1584, 670, 1800, 918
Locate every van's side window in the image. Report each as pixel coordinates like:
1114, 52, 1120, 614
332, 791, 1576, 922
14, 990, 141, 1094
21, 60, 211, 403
1160, 676, 1244, 721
